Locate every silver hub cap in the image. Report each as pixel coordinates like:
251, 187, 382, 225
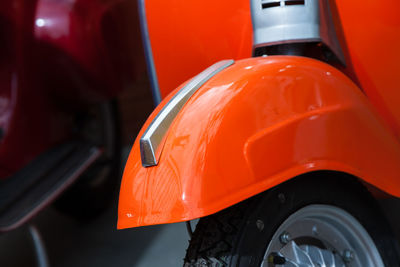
275, 241, 344, 266
260, 205, 385, 267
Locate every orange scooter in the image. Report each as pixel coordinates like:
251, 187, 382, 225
119, 0, 400, 265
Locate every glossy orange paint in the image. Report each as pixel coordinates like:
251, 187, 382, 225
145, 0, 400, 138
145, 0, 253, 99
333, 0, 400, 139
118, 56, 400, 229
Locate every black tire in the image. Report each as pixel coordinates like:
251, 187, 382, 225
54, 100, 121, 220
184, 172, 400, 266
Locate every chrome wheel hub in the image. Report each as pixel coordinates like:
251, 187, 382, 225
270, 241, 344, 266
261, 205, 385, 267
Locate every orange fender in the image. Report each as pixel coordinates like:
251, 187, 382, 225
118, 56, 400, 229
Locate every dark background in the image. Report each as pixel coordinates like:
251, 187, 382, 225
0, 75, 191, 267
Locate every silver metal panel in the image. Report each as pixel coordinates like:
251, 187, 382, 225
140, 60, 235, 167
251, 0, 345, 64
252, 0, 320, 46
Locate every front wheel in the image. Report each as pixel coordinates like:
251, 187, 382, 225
184, 173, 400, 266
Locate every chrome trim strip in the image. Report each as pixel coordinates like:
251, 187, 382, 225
140, 60, 235, 167
138, 0, 162, 104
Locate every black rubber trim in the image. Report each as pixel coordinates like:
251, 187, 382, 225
0, 141, 101, 232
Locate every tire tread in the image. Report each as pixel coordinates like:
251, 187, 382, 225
184, 200, 251, 267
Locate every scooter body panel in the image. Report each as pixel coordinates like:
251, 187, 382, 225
143, 0, 400, 137
118, 56, 400, 229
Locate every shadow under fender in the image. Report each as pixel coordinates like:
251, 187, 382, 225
118, 56, 400, 229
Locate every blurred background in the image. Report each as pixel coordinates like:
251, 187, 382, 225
0, 77, 192, 266
0, 0, 192, 264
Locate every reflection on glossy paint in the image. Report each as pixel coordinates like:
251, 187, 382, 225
304, 162, 316, 169
34, 14, 70, 38
35, 18, 45, 27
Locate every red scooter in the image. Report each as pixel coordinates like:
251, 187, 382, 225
0, 0, 147, 235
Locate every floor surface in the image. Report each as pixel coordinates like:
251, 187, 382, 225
0, 201, 190, 267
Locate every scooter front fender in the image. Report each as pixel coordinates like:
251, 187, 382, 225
118, 56, 400, 229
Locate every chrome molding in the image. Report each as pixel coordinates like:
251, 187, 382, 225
138, 0, 162, 104
140, 60, 235, 167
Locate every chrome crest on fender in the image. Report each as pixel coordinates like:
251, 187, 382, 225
140, 60, 234, 167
